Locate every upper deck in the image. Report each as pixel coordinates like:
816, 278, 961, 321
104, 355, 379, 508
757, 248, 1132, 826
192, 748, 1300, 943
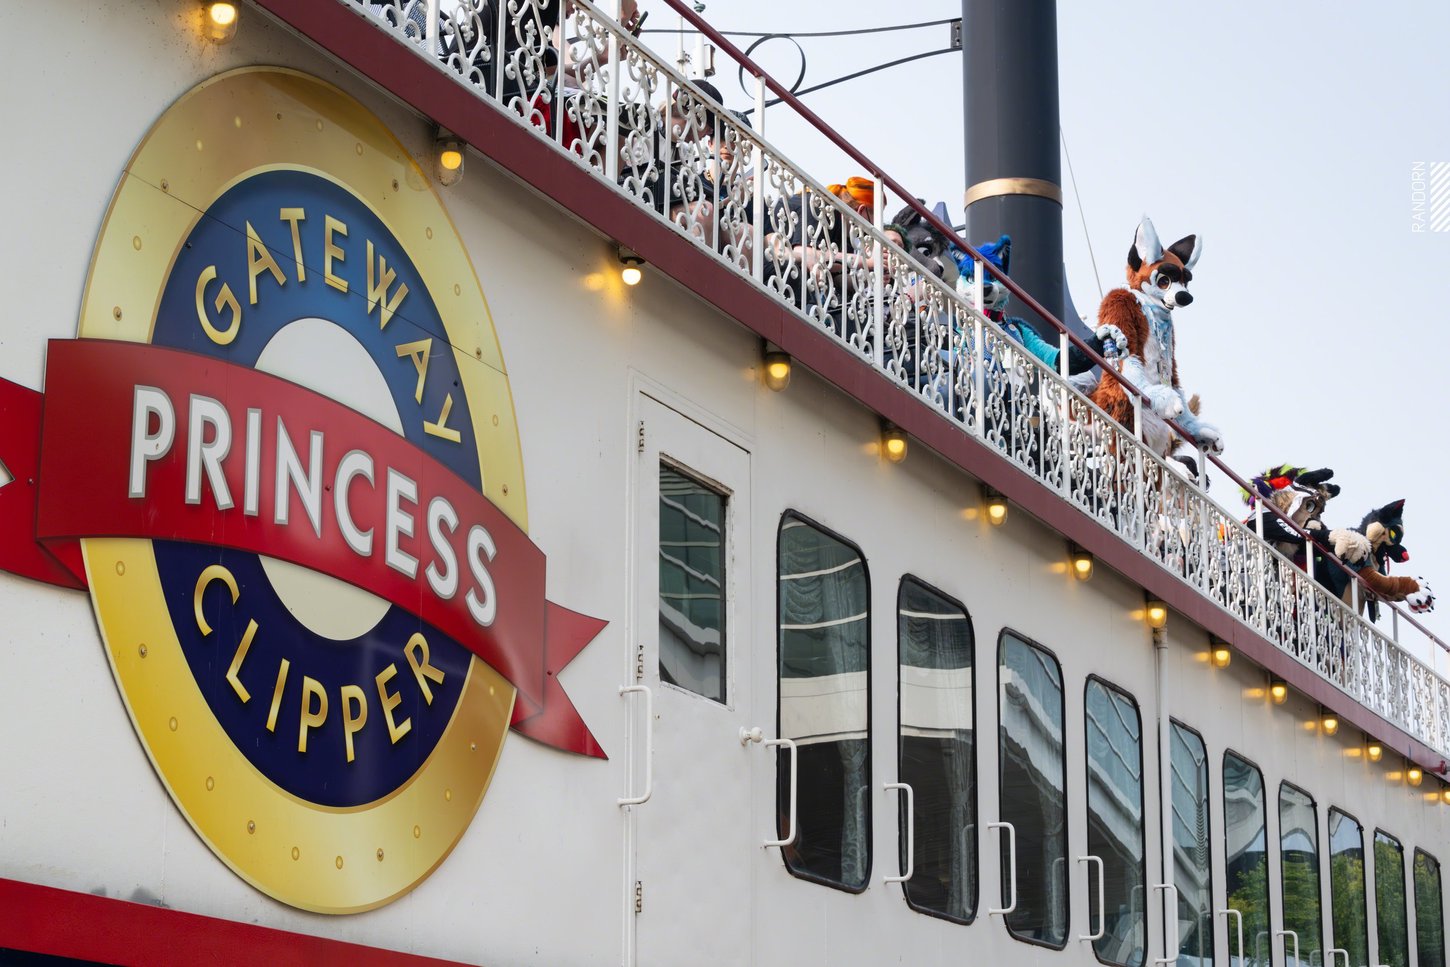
261, 0, 1450, 771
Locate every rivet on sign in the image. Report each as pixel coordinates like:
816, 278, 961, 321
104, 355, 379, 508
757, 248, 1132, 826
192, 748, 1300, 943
168, 717, 178, 732
160, 179, 169, 192
376, 848, 385, 862
453, 283, 461, 296
205, 776, 214, 791
138, 643, 148, 658
444, 788, 452, 802
391, 179, 399, 192
115, 561, 126, 576
491, 414, 499, 426
291, 847, 300, 861
316, 120, 324, 132
426, 227, 433, 239
413, 825, 421, 839
275, 112, 282, 121
355, 142, 363, 156
113, 306, 123, 320
469, 742, 477, 752
247, 820, 256, 834
195, 139, 204, 152
132, 236, 142, 251
335, 855, 344, 869
501, 484, 509, 496
233, 116, 242, 129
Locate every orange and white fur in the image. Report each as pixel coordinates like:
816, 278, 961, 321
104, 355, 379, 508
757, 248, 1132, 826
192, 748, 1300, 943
1091, 218, 1223, 458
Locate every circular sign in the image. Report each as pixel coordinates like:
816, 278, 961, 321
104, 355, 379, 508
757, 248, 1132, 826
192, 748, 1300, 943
76, 68, 523, 913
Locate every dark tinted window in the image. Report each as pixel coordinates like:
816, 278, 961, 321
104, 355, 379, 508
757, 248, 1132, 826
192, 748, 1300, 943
1375, 830, 1408, 967
1223, 752, 1270, 966
777, 515, 870, 890
998, 631, 1067, 947
1328, 808, 1369, 967
1170, 722, 1213, 967
896, 578, 976, 922
1415, 849, 1444, 967
658, 464, 726, 702
1278, 783, 1323, 966
1085, 679, 1145, 966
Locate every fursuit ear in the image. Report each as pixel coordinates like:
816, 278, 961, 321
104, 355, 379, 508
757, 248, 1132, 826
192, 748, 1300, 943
1129, 217, 1163, 272
1167, 233, 1203, 270
1379, 499, 1407, 521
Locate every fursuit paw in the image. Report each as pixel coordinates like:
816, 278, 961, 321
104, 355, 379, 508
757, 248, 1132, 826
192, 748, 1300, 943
1191, 422, 1224, 455
1329, 528, 1371, 564
1094, 323, 1129, 358
1408, 579, 1435, 614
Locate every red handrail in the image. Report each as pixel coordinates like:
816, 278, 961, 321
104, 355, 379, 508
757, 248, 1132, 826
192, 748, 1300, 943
652, 0, 1443, 651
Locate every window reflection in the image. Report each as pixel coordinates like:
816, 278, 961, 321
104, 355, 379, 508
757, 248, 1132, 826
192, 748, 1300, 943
1224, 752, 1271, 967
998, 632, 1067, 947
1171, 722, 1214, 967
777, 515, 870, 890
1085, 679, 1145, 966
1415, 849, 1445, 967
1278, 783, 1323, 966
658, 464, 726, 702
897, 578, 975, 922
1328, 809, 1369, 967
1375, 830, 1408, 967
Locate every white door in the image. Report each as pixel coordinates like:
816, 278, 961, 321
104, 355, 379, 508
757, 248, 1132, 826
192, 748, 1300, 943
629, 394, 754, 967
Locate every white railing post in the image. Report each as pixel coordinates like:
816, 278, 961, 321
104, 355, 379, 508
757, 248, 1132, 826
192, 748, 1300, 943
605, 1, 621, 181
425, 0, 440, 50
493, 0, 507, 106
751, 75, 765, 283
872, 175, 884, 371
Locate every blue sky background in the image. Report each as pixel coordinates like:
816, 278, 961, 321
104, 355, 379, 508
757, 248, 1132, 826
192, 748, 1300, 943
634, 2, 1450, 662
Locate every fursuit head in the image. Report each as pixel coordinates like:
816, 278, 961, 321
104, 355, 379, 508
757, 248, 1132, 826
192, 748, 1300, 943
1090, 217, 1223, 459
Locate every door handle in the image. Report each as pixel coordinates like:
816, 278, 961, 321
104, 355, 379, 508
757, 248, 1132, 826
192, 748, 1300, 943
617, 685, 653, 806
1151, 883, 1179, 965
741, 726, 797, 847
1077, 855, 1105, 941
987, 821, 1017, 915
884, 782, 914, 885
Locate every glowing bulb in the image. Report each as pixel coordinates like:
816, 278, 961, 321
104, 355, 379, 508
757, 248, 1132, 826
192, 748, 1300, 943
762, 351, 792, 392
882, 425, 908, 463
1367, 742, 1384, 762
1069, 546, 1093, 582
1269, 679, 1288, 705
1145, 600, 1168, 630
1321, 713, 1339, 736
1409, 766, 1424, 787
984, 488, 1007, 526
435, 137, 465, 186
621, 265, 642, 286
1440, 787, 1450, 805
1211, 645, 1232, 669
203, 1, 239, 42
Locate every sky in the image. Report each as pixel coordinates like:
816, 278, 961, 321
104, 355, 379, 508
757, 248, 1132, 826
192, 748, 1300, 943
632, 1, 1450, 662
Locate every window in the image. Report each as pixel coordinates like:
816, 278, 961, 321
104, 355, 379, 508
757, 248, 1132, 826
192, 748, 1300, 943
1223, 752, 1270, 967
1328, 808, 1369, 967
777, 514, 870, 890
1415, 849, 1444, 967
896, 577, 976, 923
998, 631, 1067, 947
1278, 783, 1324, 966
658, 463, 726, 702
1084, 678, 1145, 966
1375, 830, 1408, 967
1170, 722, 1213, 967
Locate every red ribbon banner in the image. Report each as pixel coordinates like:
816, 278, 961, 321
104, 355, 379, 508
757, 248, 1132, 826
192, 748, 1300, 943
0, 340, 606, 758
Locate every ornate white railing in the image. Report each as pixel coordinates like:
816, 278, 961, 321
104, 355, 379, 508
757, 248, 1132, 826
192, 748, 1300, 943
337, 0, 1450, 761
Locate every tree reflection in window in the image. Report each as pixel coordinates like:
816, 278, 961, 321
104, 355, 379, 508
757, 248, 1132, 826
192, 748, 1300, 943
658, 464, 727, 702
998, 632, 1067, 948
1170, 722, 1213, 967
1084, 678, 1145, 966
777, 515, 870, 891
1223, 752, 1271, 967
1278, 783, 1324, 966
1328, 808, 1369, 967
1375, 830, 1408, 967
1415, 849, 1445, 967
896, 578, 975, 923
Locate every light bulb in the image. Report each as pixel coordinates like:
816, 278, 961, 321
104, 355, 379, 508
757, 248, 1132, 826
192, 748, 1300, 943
203, 1, 239, 42
762, 351, 791, 391
1069, 546, 1093, 581
1145, 601, 1168, 630
882, 425, 908, 463
1367, 743, 1384, 763
984, 488, 1007, 526
1270, 679, 1288, 705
